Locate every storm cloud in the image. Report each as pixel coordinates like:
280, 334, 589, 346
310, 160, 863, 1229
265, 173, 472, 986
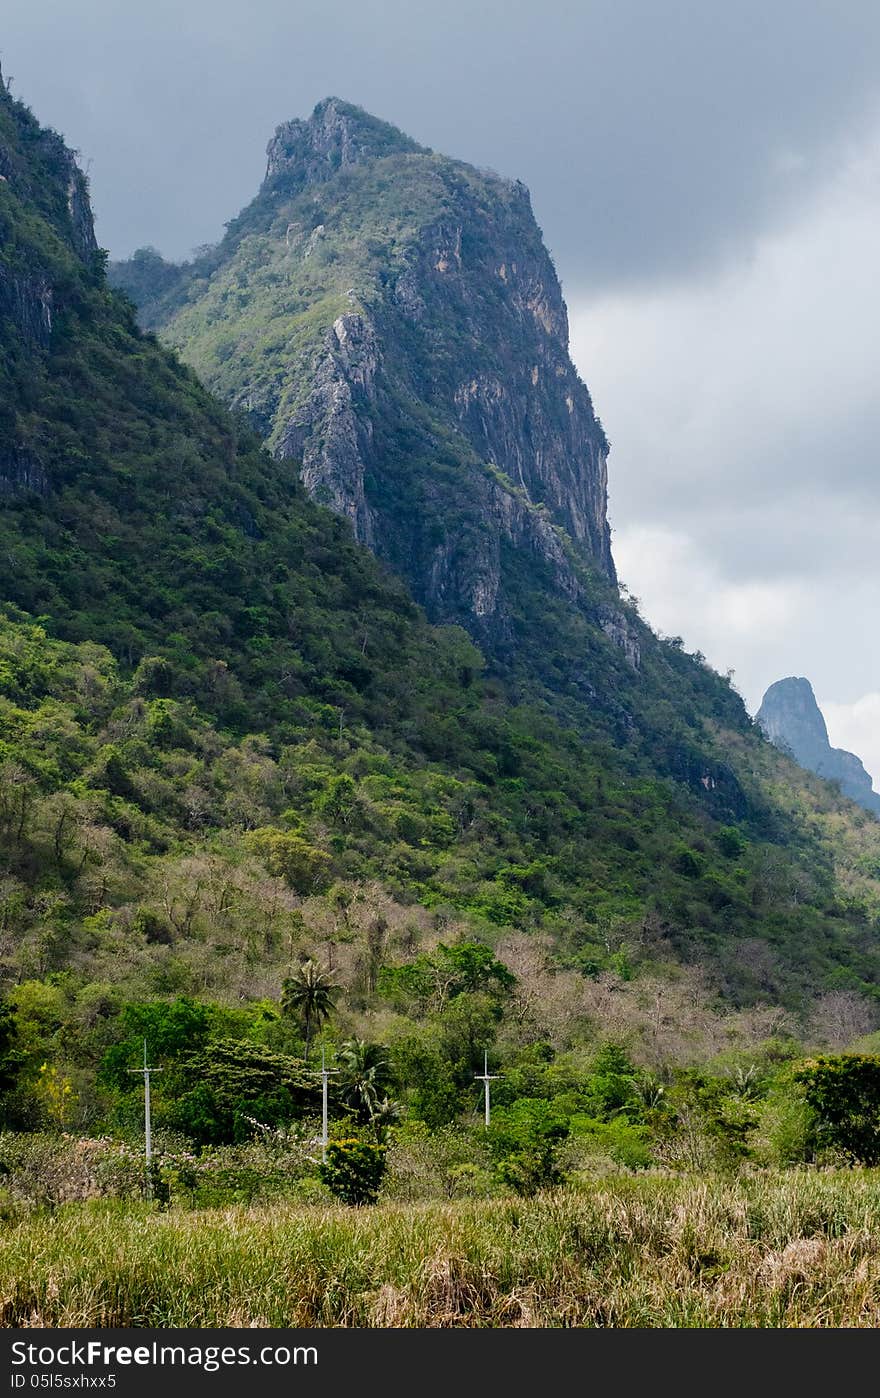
6, 0, 880, 282
4, 0, 880, 780
569, 104, 880, 778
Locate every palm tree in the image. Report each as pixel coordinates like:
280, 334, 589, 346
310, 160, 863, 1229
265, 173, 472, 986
281, 959, 338, 1062
369, 1096, 401, 1146
336, 1038, 394, 1125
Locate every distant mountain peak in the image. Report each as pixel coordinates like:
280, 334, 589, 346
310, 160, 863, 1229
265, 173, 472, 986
264, 97, 427, 192
760, 677, 830, 744
757, 677, 880, 815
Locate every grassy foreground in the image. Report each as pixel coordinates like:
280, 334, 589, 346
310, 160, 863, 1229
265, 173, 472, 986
3, 1172, 880, 1327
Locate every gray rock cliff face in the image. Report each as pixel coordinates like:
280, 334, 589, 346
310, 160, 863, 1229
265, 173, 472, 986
63, 158, 98, 265
119, 99, 632, 660
402, 196, 616, 579
265, 106, 619, 644
0, 447, 48, 497
757, 677, 880, 816
0, 264, 55, 348
276, 310, 381, 548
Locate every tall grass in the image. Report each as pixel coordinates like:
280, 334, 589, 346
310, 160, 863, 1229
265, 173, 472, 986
3, 1173, 880, 1327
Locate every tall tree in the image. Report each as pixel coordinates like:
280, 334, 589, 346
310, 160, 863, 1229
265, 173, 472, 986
280, 960, 338, 1062
336, 1038, 394, 1125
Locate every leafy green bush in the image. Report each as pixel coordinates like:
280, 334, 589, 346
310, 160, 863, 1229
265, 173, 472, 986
384, 1122, 494, 1200
388, 1037, 461, 1129
751, 1075, 817, 1166
656, 1071, 755, 1172
795, 1055, 880, 1164
319, 1138, 387, 1205
567, 1115, 653, 1170
488, 1099, 569, 1196
378, 942, 514, 1011
100, 998, 211, 1088
582, 1044, 642, 1119
245, 828, 331, 894
718, 826, 747, 858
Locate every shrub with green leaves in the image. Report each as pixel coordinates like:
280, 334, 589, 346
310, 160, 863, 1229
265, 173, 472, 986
582, 1044, 642, 1120
488, 1098, 569, 1196
318, 1138, 387, 1205
751, 1074, 817, 1167
378, 942, 515, 1012
100, 998, 211, 1088
245, 828, 331, 894
657, 1071, 755, 1172
795, 1055, 880, 1165
567, 1115, 653, 1170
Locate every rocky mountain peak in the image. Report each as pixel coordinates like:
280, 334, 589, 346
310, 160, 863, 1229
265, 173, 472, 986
757, 677, 880, 815
264, 97, 426, 192
758, 677, 830, 750
113, 100, 624, 657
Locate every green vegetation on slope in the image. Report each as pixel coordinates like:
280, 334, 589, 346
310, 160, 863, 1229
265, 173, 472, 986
2, 81, 880, 1154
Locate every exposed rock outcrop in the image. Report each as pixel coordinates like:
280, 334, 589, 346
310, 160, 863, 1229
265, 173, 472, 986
276, 311, 380, 547
63, 156, 98, 264
0, 447, 48, 497
116, 99, 622, 655
0, 265, 54, 347
757, 677, 880, 816
264, 97, 425, 191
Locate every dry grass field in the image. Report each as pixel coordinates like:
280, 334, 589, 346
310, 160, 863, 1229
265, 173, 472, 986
3, 1172, 880, 1327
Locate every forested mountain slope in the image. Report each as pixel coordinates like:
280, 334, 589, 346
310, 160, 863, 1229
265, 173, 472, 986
0, 72, 878, 1121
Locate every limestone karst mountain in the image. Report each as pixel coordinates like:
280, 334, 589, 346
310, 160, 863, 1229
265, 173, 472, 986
111, 98, 622, 662
757, 678, 880, 817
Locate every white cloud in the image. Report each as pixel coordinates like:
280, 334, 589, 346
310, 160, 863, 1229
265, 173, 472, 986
614, 525, 805, 648
569, 121, 880, 721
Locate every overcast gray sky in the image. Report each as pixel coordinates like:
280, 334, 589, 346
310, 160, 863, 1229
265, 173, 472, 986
4, 0, 879, 781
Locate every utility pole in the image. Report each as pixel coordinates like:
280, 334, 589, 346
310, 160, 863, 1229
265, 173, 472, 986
475, 1051, 499, 1128
319, 1047, 338, 1162
128, 1039, 162, 1180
